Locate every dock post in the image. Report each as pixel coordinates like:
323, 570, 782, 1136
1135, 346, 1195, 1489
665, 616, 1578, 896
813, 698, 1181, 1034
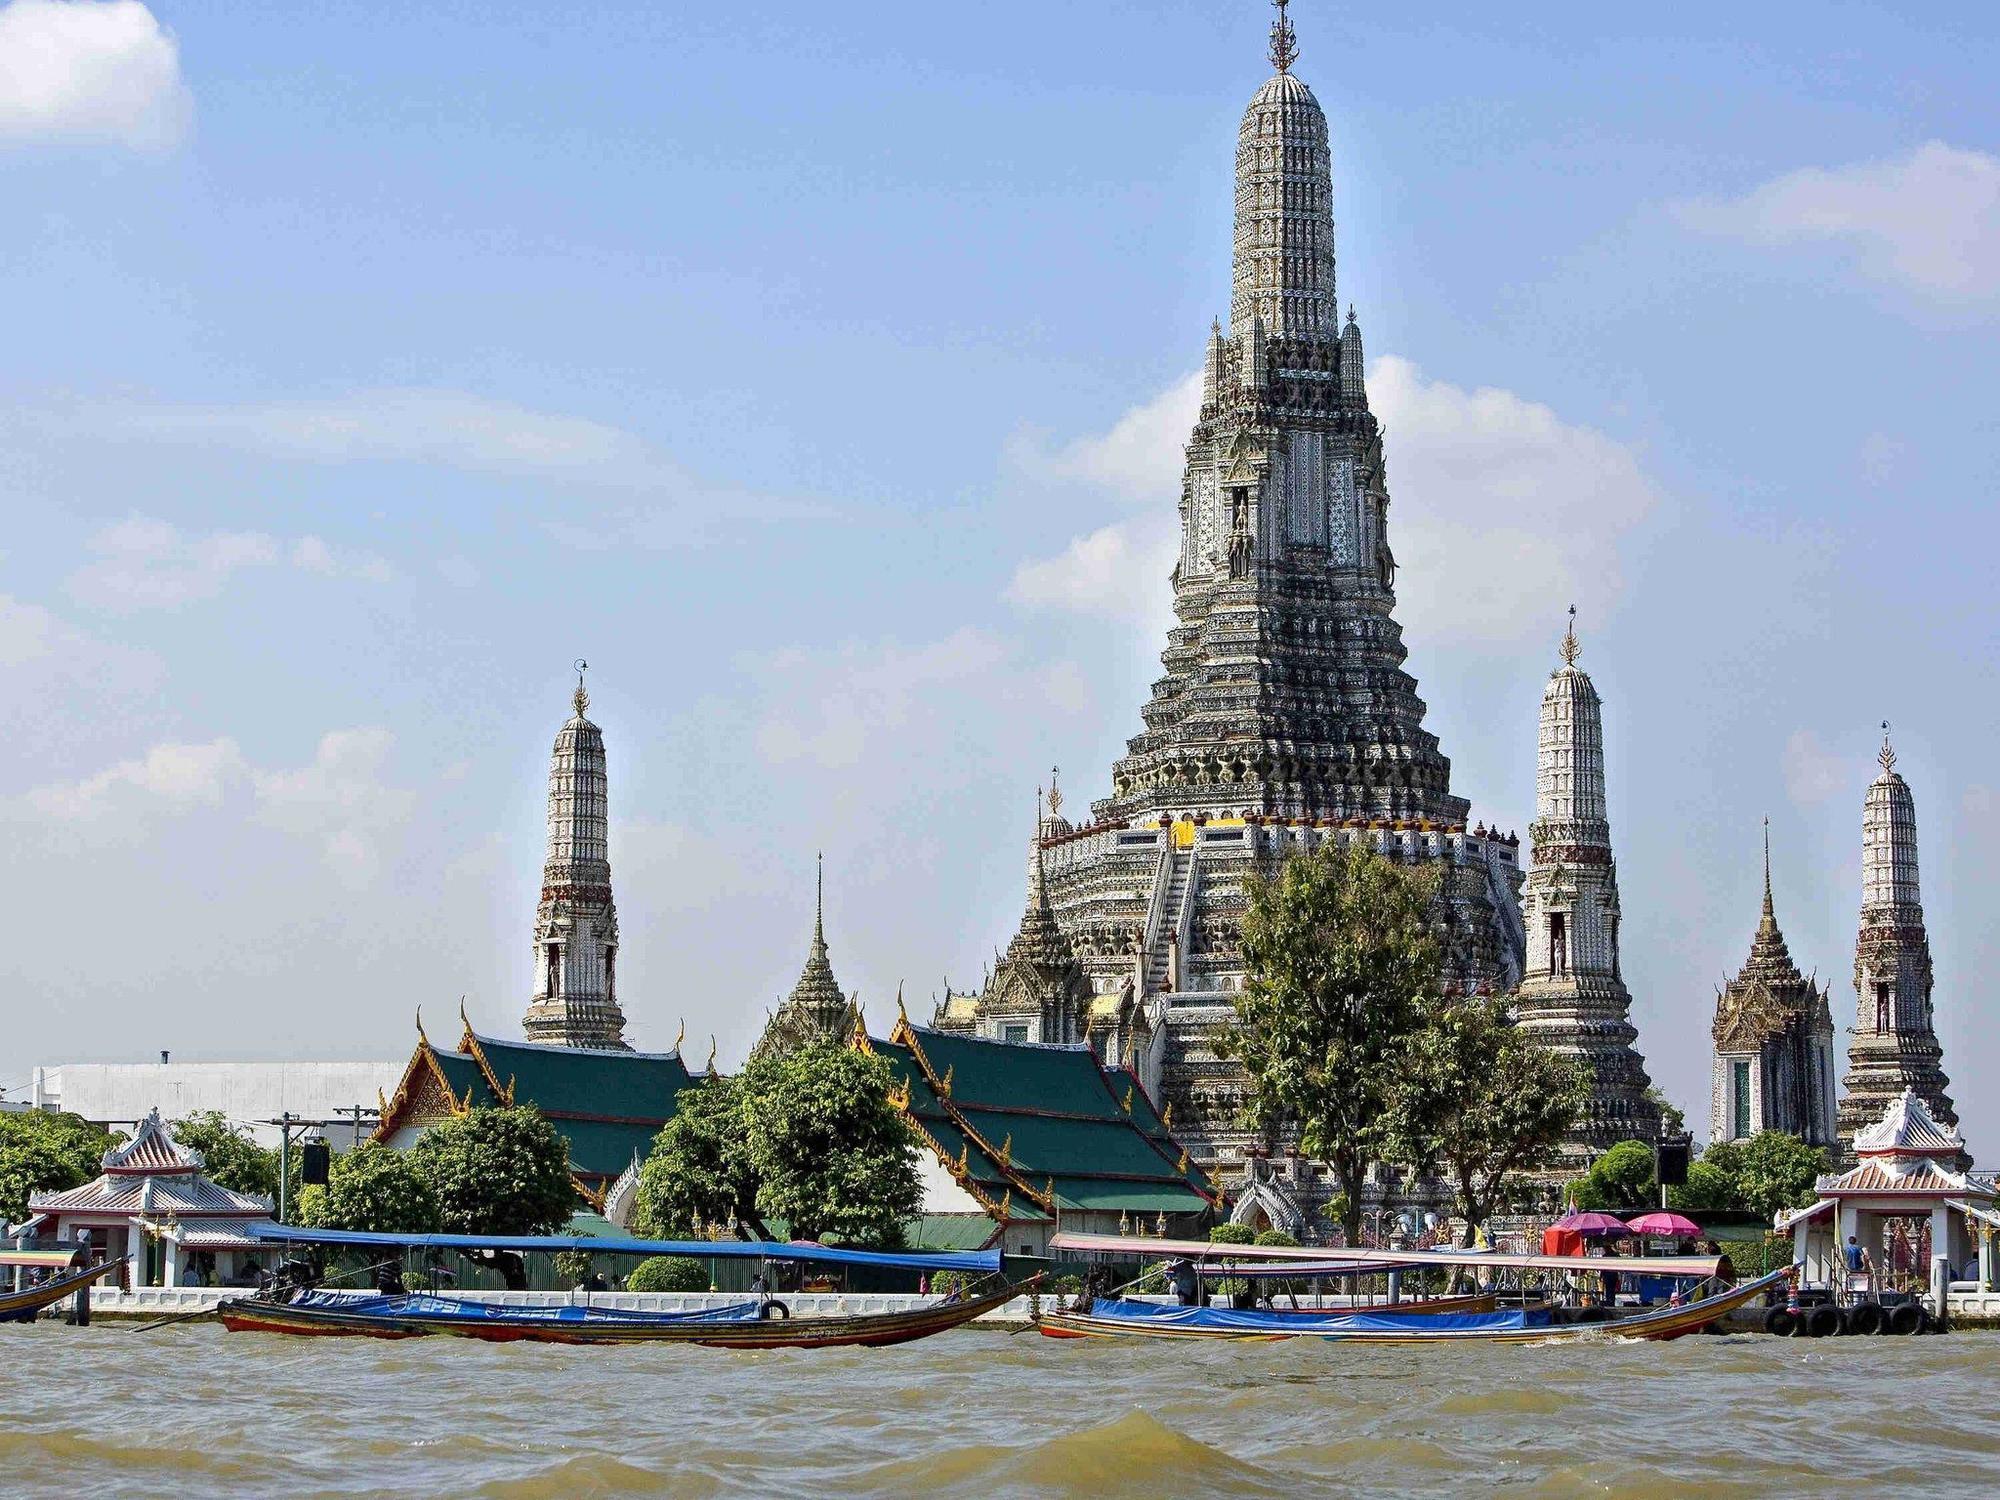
1930, 1255, 1949, 1331
68, 1279, 90, 1328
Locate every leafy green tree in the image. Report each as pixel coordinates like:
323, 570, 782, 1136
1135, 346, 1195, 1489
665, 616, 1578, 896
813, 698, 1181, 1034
627, 1255, 711, 1293
298, 1143, 441, 1233
633, 1076, 757, 1238
411, 1106, 578, 1237
0, 1111, 116, 1223
1218, 840, 1443, 1247
1207, 1222, 1255, 1245
171, 1110, 282, 1200
1388, 993, 1586, 1244
1667, 1157, 1739, 1213
1253, 1229, 1299, 1248
1566, 1139, 1658, 1210
741, 1047, 922, 1246
1716, 1132, 1825, 1221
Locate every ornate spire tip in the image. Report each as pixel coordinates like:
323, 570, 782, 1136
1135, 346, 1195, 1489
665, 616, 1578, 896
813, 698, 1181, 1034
571, 658, 590, 717
1559, 605, 1581, 666
1268, 0, 1298, 73
1878, 720, 1897, 772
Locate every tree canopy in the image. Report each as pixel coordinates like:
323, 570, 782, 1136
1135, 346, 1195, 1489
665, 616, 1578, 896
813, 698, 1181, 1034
410, 1105, 578, 1237
634, 1046, 921, 1247
1389, 993, 1586, 1243
0, 1111, 116, 1223
1670, 1133, 1826, 1221
171, 1110, 282, 1200
742, 1047, 922, 1246
632, 1075, 756, 1239
1219, 839, 1443, 1246
298, 1143, 442, 1234
1566, 1139, 1659, 1211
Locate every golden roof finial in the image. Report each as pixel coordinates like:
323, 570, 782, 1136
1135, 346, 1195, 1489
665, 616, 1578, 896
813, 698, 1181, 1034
674, 1017, 686, 1052
706, 1035, 717, 1073
1879, 720, 1897, 772
572, 658, 590, 718
1268, 0, 1298, 73
1046, 765, 1062, 819
1560, 605, 1581, 666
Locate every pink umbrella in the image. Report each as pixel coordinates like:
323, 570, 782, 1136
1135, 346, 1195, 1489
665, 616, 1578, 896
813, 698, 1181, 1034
1556, 1211, 1630, 1237
1625, 1211, 1701, 1239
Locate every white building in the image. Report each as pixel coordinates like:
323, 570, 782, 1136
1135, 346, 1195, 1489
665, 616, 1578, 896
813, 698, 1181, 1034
30, 1060, 400, 1149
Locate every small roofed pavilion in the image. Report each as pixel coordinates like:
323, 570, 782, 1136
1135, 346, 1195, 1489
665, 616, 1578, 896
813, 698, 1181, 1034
21, 1110, 276, 1289
1780, 1089, 1994, 1301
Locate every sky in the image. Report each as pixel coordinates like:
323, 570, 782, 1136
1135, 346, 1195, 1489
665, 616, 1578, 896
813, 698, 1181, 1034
1, 0, 1995, 1148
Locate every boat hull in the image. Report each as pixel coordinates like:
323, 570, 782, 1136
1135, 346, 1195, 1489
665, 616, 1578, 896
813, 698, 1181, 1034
219, 1277, 1034, 1349
0, 1262, 119, 1321
1036, 1268, 1790, 1344
1036, 1290, 1499, 1341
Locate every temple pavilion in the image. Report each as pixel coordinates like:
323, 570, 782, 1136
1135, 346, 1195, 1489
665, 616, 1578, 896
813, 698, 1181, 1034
372, 1009, 701, 1207
21, 1110, 276, 1289
864, 1009, 1218, 1256
1779, 1089, 1994, 1297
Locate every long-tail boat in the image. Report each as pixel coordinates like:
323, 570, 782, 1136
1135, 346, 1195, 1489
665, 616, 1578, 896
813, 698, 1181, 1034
219, 1276, 1030, 1347
0, 1258, 120, 1322
1039, 1230, 1788, 1344
215, 1225, 1030, 1349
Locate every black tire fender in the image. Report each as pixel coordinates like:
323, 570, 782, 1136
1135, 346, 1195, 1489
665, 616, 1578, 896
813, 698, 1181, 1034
1844, 1303, 1885, 1336
1803, 1305, 1842, 1338
1886, 1302, 1924, 1336
758, 1299, 791, 1321
1764, 1307, 1798, 1337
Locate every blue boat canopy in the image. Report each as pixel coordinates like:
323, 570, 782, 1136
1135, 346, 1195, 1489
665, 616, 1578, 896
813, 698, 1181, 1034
245, 1223, 1001, 1274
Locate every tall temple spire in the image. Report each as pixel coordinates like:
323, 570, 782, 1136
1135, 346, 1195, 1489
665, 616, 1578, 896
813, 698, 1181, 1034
1515, 625, 1658, 1162
1711, 825, 1836, 1148
982, 13, 1525, 1203
755, 855, 860, 1058
522, 666, 627, 1050
1230, 12, 1335, 338
1268, 0, 1298, 74
1837, 723, 1960, 1163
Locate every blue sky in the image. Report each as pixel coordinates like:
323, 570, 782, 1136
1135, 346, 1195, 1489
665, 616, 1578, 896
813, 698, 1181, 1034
2, 1, 1996, 1148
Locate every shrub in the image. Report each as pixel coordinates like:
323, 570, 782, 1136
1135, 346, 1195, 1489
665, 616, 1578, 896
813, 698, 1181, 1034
627, 1256, 711, 1293
1253, 1230, 1299, 1248
1208, 1222, 1255, 1244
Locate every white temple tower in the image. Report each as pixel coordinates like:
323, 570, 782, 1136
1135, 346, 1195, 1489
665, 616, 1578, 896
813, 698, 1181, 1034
1836, 728, 1958, 1165
1513, 613, 1660, 1163
521, 666, 627, 1050
1027, 2, 1525, 1192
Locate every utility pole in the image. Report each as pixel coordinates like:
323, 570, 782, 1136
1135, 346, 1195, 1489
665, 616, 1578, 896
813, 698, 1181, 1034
333, 1104, 376, 1152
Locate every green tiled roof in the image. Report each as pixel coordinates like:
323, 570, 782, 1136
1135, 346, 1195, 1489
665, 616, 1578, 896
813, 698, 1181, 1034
905, 1213, 1002, 1252
465, 1033, 696, 1181
874, 1027, 1213, 1223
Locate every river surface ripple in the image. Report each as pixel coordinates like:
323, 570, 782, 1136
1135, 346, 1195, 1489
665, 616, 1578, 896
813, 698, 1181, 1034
4, 1322, 1998, 1498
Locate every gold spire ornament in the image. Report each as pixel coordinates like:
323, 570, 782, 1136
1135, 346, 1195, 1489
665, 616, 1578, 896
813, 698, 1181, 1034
1560, 604, 1581, 666
1879, 720, 1897, 772
1268, 0, 1298, 73
572, 658, 589, 718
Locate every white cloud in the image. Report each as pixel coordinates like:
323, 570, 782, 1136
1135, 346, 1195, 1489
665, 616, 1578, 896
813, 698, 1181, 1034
1005, 515, 1178, 623
26, 736, 247, 820
1782, 729, 1849, 806
1679, 141, 2000, 306
0, 0, 192, 151
1371, 356, 1658, 645
1014, 371, 1203, 505
91, 389, 691, 487
1008, 357, 1658, 647
437, 555, 481, 588
253, 728, 414, 883
67, 516, 393, 611
19, 725, 412, 883
751, 627, 1017, 770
